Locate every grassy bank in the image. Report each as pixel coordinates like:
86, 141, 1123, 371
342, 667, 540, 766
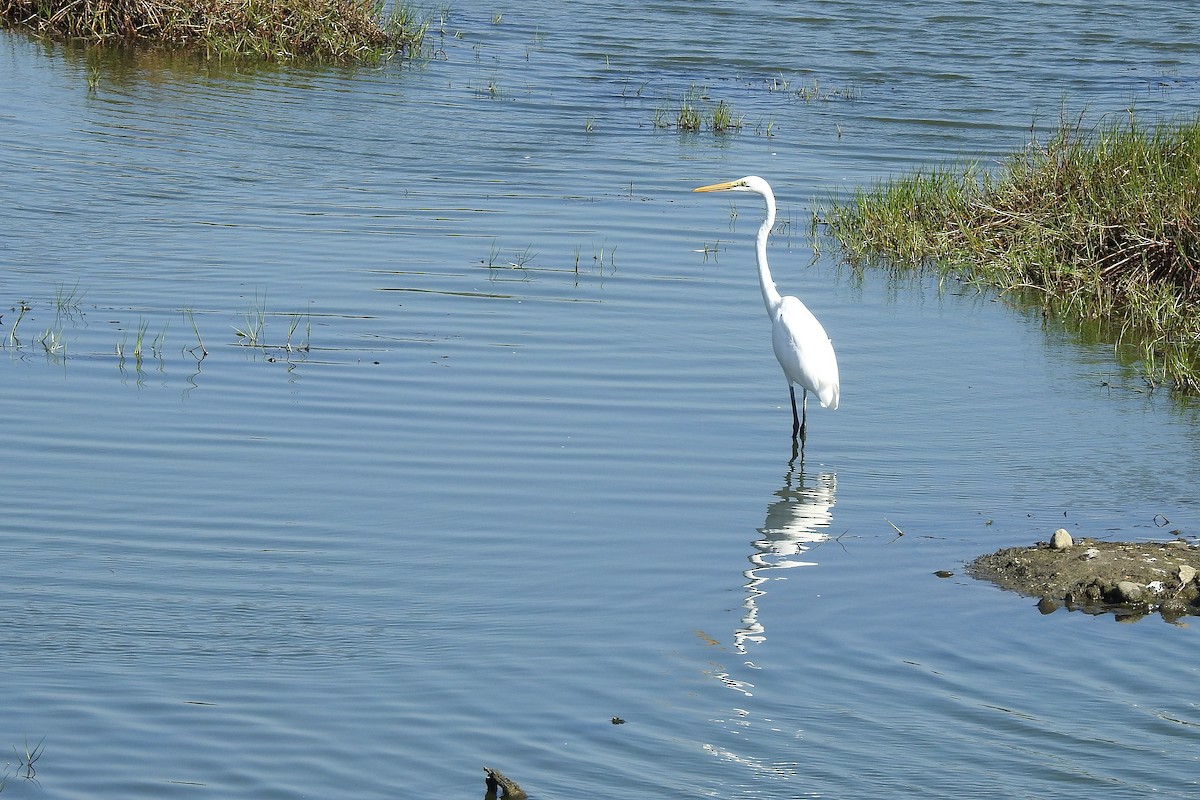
0, 0, 428, 61
824, 113, 1200, 392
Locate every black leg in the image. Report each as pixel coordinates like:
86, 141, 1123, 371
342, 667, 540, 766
789, 386, 800, 440
798, 388, 808, 442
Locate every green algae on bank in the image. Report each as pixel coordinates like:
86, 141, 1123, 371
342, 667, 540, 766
823, 113, 1200, 393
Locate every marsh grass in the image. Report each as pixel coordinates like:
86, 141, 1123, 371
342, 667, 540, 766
182, 307, 207, 357
232, 295, 311, 354
12, 736, 45, 783
654, 85, 743, 134
133, 318, 149, 359
569, 241, 620, 277
6, 301, 31, 348
824, 112, 1200, 392
53, 281, 84, 313
38, 328, 65, 355
284, 307, 311, 352
3, 290, 315, 370
0, 0, 429, 62
767, 73, 860, 103
233, 293, 268, 346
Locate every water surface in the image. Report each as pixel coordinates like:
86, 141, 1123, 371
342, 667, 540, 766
3, 1, 1200, 798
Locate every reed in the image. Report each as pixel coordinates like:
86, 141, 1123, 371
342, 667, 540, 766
824, 112, 1200, 392
0, 0, 428, 62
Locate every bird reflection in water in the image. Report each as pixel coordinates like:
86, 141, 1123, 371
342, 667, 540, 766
734, 460, 837, 654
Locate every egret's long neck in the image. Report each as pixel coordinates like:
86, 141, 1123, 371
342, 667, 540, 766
755, 190, 782, 316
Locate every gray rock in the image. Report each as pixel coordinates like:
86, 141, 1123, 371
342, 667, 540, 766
1115, 581, 1145, 603
1050, 529, 1073, 550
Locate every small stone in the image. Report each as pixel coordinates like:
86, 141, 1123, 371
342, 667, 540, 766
1050, 529, 1073, 550
1178, 564, 1197, 586
1115, 581, 1145, 603
1160, 599, 1188, 622
1037, 597, 1061, 615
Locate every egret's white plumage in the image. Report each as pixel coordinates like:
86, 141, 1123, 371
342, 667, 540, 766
693, 176, 839, 441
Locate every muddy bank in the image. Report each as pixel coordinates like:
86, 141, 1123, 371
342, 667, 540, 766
968, 530, 1200, 622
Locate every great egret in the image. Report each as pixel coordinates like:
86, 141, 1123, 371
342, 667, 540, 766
693, 176, 839, 442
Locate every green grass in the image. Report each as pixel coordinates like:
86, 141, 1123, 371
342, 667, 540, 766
654, 85, 743, 134
766, 73, 860, 102
10, 736, 45, 784
822, 111, 1200, 392
6, 301, 30, 348
231, 294, 311, 353
233, 292, 268, 346
0, 0, 430, 62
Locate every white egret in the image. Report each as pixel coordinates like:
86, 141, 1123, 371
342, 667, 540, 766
693, 176, 839, 442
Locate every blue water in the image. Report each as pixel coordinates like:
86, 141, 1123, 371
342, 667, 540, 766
3, 1, 1200, 797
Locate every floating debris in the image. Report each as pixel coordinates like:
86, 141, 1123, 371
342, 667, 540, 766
484, 767, 528, 800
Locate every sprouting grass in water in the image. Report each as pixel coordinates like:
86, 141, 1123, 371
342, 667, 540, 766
485, 239, 502, 268
182, 307, 207, 358
38, 328, 65, 356
710, 99, 739, 133
229, 294, 312, 354
6, 301, 30, 348
234, 293, 268, 347
509, 245, 536, 269
53, 281, 84, 313
822, 110, 1200, 392
571, 240, 616, 276
481, 241, 536, 271
695, 240, 722, 263
767, 74, 860, 103
132, 318, 149, 360
284, 306, 312, 353
12, 735, 46, 783
676, 93, 702, 132
1, 0, 430, 63
152, 321, 169, 358
654, 85, 742, 134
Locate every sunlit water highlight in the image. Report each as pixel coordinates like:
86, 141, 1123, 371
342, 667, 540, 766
3, 1, 1200, 798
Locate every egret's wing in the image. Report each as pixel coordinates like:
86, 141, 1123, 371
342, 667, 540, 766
772, 296, 840, 410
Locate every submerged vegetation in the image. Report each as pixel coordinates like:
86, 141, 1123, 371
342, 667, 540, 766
824, 112, 1200, 392
0, 0, 429, 61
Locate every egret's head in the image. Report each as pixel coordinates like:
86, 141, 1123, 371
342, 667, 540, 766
693, 175, 771, 197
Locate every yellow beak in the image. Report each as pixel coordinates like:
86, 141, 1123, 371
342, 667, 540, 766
693, 180, 741, 193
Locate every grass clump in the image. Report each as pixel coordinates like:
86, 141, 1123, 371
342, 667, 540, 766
0, 0, 428, 62
824, 112, 1200, 392
654, 85, 743, 134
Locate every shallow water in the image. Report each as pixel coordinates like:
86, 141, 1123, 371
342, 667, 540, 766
4, 1, 1200, 797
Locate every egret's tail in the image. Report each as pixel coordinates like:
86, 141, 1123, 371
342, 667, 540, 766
818, 383, 839, 411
